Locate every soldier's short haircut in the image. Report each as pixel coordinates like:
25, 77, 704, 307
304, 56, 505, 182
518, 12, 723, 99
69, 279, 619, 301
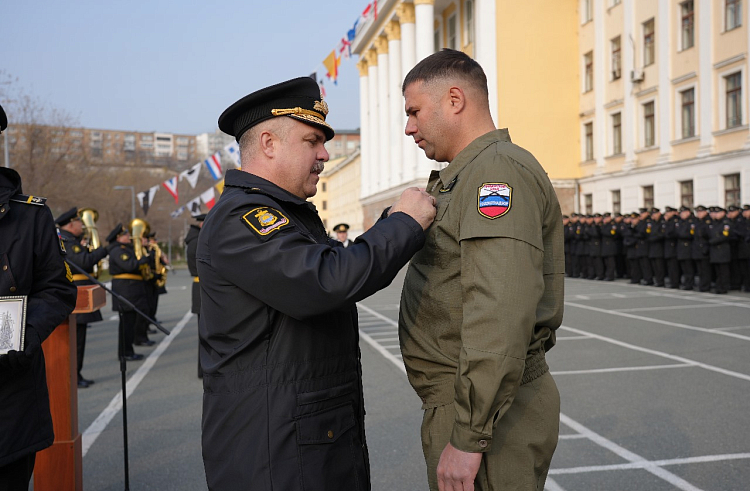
402, 49, 488, 98
238, 117, 291, 163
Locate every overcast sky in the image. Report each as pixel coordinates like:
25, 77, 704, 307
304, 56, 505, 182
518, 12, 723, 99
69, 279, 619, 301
4, 0, 363, 134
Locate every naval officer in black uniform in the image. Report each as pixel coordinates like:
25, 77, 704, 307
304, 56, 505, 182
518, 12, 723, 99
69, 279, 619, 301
197, 77, 436, 490
56, 207, 109, 387
184, 213, 205, 378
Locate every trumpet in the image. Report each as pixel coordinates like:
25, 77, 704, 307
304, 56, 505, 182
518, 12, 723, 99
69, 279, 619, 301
79, 207, 101, 277
128, 218, 153, 280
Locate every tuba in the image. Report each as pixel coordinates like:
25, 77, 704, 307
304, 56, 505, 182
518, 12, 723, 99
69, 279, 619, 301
151, 240, 167, 288
79, 207, 102, 277
128, 218, 153, 280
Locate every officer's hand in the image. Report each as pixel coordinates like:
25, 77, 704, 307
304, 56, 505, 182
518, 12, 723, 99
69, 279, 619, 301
436, 443, 482, 491
389, 187, 437, 231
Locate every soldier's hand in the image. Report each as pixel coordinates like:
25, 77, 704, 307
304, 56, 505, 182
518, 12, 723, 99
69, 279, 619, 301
436, 442, 482, 491
389, 187, 437, 231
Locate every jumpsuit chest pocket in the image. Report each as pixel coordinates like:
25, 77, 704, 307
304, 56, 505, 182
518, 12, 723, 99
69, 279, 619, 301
434, 194, 452, 222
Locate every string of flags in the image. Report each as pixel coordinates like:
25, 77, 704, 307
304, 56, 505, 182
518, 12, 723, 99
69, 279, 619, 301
310, 1, 377, 94
130, 142, 242, 219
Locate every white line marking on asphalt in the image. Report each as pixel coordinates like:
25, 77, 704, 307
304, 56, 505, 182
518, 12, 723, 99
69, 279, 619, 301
611, 293, 627, 298
616, 303, 724, 313
566, 301, 750, 343
551, 363, 692, 376
544, 477, 566, 491
556, 414, 704, 490
595, 279, 750, 302
558, 434, 587, 440
550, 452, 750, 475
108, 315, 118, 321
357, 304, 405, 374
714, 325, 750, 332
81, 310, 193, 457
555, 335, 593, 341
559, 325, 750, 382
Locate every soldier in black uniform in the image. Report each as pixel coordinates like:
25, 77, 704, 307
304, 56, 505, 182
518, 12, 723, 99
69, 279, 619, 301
692, 205, 712, 292
184, 213, 204, 377
580, 215, 593, 278
563, 215, 572, 276
588, 213, 604, 280
332, 222, 352, 247
727, 205, 742, 290
569, 214, 582, 278
635, 208, 653, 285
708, 207, 732, 294
676, 206, 696, 290
614, 213, 627, 278
739, 205, 750, 292
56, 207, 109, 388
646, 208, 666, 287
663, 206, 680, 289
0, 104, 78, 489
623, 213, 641, 284
601, 213, 618, 281
106, 224, 150, 360
198, 77, 437, 489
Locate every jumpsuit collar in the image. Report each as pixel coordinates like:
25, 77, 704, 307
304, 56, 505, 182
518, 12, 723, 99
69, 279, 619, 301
438, 129, 512, 187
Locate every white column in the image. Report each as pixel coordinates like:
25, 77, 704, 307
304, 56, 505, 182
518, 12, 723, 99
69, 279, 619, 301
398, 3, 418, 183
414, 0, 435, 63
357, 60, 371, 197
387, 20, 403, 188
376, 35, 391, 191
697, 0, 713, 157
414, 0, 438, 177
746, 0, 750, 148
366, 49, 380, 196
623, 0, 636, 170
595, 0, 606, 170
656, 0, 671, 164
474, 0, 498, 125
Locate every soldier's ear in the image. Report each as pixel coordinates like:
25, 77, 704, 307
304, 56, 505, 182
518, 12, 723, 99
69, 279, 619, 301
259, 130, 279, 158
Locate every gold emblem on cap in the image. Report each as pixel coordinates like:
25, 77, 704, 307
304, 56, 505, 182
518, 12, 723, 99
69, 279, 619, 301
313, 100, 328, 116
271, 107, 327, 121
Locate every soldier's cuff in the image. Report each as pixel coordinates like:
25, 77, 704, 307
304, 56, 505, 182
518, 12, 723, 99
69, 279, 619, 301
449, 422, 492, 453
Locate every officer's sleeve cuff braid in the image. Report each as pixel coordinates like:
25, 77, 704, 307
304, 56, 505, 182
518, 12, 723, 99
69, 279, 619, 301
450, 422, 492, 453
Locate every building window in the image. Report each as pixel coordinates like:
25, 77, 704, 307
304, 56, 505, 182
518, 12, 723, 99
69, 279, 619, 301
643, 101, 655, 147
584, 51, 593, 92
681, 88, 696, 138
464, 0, 474, 45
447, 13, 458, 50
643, 19, 655, 66
582, 0, 592, 23
612, 190, 621, 214
612, 112, 622, 155
725, 174, 741, 207
725, 72, 743, 128
585, 194, 593, 215
643, 185, 654, 209
322, 201, 327, 211
584, 122, 594, 160
726, 0, 742, 31
322, 182, 327, 192
611, 36, 621, 80
681, 1, 694, 50
680, 180, 694, 208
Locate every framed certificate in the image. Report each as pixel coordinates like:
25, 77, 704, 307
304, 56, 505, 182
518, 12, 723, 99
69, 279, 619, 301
0, 296, 27, 354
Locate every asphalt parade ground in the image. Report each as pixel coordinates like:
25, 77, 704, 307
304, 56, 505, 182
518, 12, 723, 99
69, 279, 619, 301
42, 268, 750, 490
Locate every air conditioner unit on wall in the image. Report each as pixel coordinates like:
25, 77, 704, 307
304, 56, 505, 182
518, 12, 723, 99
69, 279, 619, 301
631, 70, 645, 83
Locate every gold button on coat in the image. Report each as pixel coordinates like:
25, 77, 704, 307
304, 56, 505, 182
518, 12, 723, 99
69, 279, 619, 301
9, 286, 16, 292
327, 430, 334, 439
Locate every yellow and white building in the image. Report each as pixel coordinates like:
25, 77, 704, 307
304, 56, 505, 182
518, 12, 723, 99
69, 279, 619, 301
347, 0, 749, 223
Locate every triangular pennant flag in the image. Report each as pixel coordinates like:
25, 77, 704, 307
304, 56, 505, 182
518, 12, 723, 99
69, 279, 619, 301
201, 188, 216, 210
180, 162, 202, 189
323, 50, 339, 84
136, 185, 159, 216
170, 206, 185, 218
204, 153, 223, 181
162, 176, 179, 204
186, 197, 202, 216
224, 141, 241, 169
319, 80, 327, 98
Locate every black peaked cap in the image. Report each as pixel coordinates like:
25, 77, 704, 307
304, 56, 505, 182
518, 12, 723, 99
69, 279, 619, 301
106, 223, 124, 243
55, 207, 79, 226
218, 77, 334, 143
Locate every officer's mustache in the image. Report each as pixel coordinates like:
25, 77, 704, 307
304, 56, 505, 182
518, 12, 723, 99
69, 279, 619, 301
312, 161, 325, 174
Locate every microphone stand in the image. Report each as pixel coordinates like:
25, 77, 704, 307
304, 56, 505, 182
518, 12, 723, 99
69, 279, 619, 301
67, 261, 170, 490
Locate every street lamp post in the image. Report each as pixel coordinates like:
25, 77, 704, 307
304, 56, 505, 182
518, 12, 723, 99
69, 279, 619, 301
113, 186, 136, 221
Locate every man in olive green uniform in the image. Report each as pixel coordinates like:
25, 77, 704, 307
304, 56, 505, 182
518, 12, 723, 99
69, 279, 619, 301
399, 49, 564, 491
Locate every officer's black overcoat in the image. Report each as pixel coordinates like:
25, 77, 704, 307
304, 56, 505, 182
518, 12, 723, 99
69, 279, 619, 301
0, 168, 77, 467
197, 170, 425, 490
184, 224, 201, 314
108, 242, 150, 312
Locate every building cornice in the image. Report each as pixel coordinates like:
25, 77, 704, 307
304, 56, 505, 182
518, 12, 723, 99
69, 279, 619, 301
671, 71, 696, 85
713, 53, 746, 70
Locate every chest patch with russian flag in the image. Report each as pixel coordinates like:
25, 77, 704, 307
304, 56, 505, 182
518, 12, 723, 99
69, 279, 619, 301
477, 183, 512, 219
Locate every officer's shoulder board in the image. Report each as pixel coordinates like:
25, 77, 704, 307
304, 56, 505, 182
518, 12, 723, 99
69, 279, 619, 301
241, 206, 291, 239
10, 194, 47, 206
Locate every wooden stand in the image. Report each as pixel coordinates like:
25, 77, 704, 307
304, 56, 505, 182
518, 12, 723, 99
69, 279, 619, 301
35, 285, 106, 491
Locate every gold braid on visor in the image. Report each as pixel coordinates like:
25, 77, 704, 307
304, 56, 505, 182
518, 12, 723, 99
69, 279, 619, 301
271, 107, 326, 120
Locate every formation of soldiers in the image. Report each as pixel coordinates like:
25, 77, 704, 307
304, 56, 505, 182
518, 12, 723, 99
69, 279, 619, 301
564, 204, 750, 295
